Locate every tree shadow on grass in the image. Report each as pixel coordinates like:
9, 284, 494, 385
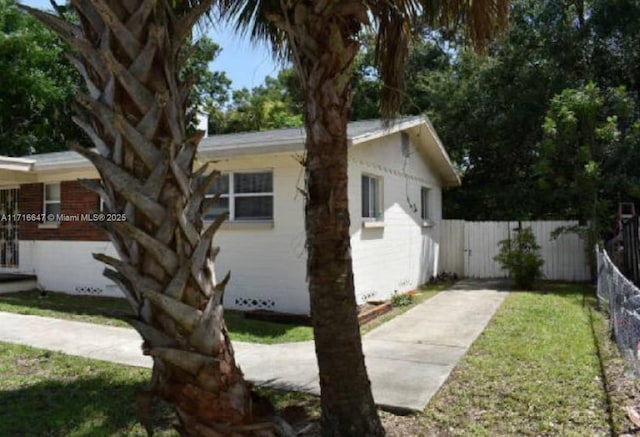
0, 290, 134, 323
224, 311, 313, 343
0, 375, 175, 436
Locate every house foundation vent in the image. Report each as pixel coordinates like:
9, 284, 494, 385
76, 286, 104, 295
234, 297, 276, 310
359, 291, 376, 303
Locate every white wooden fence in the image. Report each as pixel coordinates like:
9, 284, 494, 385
440, 220, 590, 281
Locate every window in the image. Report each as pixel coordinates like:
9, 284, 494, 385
43, 183, 61, 217
362, 174, 382, 219
205, 171, 273, 221
421, 187, 430, 220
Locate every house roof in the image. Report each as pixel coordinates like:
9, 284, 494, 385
4, 116, 460, 186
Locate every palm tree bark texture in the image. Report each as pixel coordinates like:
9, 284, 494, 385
227, 1, 508, 435
262, 3, 386, 436
23, 0, 283, 435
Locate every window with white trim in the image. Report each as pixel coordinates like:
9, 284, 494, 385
421, 187, 430, 220
43, 183, 61, 217
205, 171, 273, 221
361, 174, 383, 219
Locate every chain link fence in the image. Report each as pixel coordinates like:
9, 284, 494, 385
597, 246, 640, 375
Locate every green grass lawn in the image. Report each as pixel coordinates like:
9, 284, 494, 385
420, 282, 612, 436
0, 282, 623, 436
0, 290, 312, 344
0, 342, 171, 436
0, 290, 132, 327
0, 342, 319, 437
0, 283, 446, 344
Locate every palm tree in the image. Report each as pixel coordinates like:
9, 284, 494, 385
21, 0, 286, 435
224, 1, 508, 435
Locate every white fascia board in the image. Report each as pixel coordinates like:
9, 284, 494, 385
0, 156, 36, 172
197, 139, 305, 159
420, 118, 461, 187
33, 156, 92, 172
349, 117, 424, 146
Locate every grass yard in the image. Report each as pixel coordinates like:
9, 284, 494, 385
0, 342, 320, 436
0, 290, 132, 327
0, 290, 312, 344
0, 282, 446, 344
0, 282, 629, 436
0, 342, 169, 436
419, 283, 613, 436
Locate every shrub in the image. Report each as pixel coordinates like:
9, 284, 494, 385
391, 290, 416, 307
494, 227, 544, 289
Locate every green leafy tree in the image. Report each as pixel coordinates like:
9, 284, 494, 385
220, 72, 302, 133
536, 82, 640, 271
436, 0, 592, 220
0, 0, 84, 155
344, 0, 640, 224
590, 0, 640, 98
181, 37, 232, 131
350, 33, 450, 121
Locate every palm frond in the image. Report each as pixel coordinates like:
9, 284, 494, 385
220, 0, 289, 62
370, 0, 509, 117
367, 0, 421, 118
220, 0, 508, 118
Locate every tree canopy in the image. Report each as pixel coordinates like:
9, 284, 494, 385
12, 0, 640, 233
343, 0, 640, 231
0, 0, 83, 155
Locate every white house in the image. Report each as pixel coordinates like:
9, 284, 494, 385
0, 116, 460, 314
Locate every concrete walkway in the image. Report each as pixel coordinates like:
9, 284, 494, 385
0, 279, 508, 412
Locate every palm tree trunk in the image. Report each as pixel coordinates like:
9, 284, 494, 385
24, 1, 279, 435
291, 3, 385, 436
304, 94, 385, 437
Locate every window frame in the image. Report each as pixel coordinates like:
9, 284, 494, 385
43, 183, 61, 220
420, 186, 430, 221
204, 170, 274, 222
361, 173, 383, 221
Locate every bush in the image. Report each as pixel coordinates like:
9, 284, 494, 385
494, 227, 544, 289
391, 290, 416, 307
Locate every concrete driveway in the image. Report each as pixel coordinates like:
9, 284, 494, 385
0, 279, 508, 412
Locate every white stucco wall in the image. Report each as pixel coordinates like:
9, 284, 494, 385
18, 240, 122, 297
14, 136, 446, 314
349, 133, 443, 304
204, 153, 308, 314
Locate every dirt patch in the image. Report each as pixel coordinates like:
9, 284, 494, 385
289, 412, 426, 436
593, 309, 640, 436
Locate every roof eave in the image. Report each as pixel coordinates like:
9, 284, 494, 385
197, 139, 304, 159
349, 116, 424, 146
412, 118, 461, 188
0, 157, 36, 172
33, 159, 92, 172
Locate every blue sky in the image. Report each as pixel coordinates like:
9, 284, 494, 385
19, 0, 281, 90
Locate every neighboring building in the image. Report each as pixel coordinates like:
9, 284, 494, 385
0, 116, 460, 314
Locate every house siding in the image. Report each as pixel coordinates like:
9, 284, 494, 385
8, 127, 448, 314
204, 153, 309, 315
19, 240, 121, 296
349, 133, 442, 304
19, 181, 108, 241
